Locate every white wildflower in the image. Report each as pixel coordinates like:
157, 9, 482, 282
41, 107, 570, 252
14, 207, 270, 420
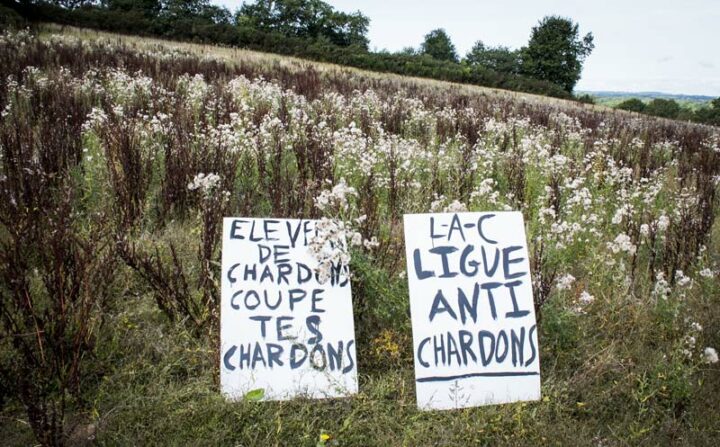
349, 231, 363, 247
703, 347, 719, 364
187, 172, 221, 194
607, 233, 637, 255
443, 200, 468, 213
314, 178, 357, 213
699, 268, 714, 278
675, 270, 692, 287
363, 236, 379, 250
652, 272, 671, 300
430, 195, 446, 212
556, 273, 575, 291
579, 290, 595, 305
308, 218, 351, 284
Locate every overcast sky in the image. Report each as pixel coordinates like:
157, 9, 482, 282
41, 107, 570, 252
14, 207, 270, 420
213, 0, 720, 96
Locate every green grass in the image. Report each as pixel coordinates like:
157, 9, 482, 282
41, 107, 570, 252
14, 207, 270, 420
1, 26, 720, 446
4, 248, 719, 445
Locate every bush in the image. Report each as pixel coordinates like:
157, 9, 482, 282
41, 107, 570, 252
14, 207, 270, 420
616, 98, 647, 113
645, 98, 681, 119
0, 4, 25, 28
575, 93, 595, 104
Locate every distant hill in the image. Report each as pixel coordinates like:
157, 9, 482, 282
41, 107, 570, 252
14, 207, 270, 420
582, 91, 716, 110
584, 91, 715, 102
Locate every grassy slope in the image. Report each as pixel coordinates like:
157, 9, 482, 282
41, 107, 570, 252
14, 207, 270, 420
40, 24, 592, 110
50, 24, 690, 126
1, 26, 719, 446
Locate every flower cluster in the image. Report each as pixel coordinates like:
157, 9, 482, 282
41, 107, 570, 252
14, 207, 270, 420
6, 28, 717, 330
308, 218, 351, 283
188, 173, 221, 194
314, 178, 357, 213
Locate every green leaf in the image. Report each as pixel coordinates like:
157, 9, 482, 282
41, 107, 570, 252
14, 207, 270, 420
243, 388, 265, 402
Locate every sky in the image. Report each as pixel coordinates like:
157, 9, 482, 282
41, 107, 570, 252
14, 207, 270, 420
212, 0, 720, 96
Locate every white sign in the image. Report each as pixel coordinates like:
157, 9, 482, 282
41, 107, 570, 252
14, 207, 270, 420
403, 212, 540, 410
220, 218, 358, 401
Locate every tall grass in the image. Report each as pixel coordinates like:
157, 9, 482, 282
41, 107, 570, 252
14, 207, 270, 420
1, 28, 719, 446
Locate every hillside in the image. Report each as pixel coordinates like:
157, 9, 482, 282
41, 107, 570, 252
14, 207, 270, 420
588, 91, 715, 103
38, 25, 574, 105
1, 26, 720, 446
586, 91, 716, 111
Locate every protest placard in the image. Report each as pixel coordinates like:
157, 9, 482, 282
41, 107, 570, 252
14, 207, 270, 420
403, 212, 540, 410
220, 218, 358, 401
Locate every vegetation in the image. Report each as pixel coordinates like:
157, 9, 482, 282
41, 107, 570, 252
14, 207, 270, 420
519, 15, 595, 93
617, 98, 648, 113
465, 41, 520, 75
236, 0, 370, 48
0, 3, 25, 27
420, 28, 459, 62
645, 98, 683, 119
595, 92, 715, 110
695, 98, 720, 126
1, 27, 719, 445
6, 0, 588, 99
461, 16, 596, 95
614, 96, 720, 125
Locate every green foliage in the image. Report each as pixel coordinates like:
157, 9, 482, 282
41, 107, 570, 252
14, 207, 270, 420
243, 388, 266, 402
574, 93, 595, 104
420, 28, 458, 62
520, 15, 594, 93
617, 98, 647, 113
0, 4, 25, 28
464, 40, 520, 75
2, 25, 719, 447
237, 0, 370, 48
612, 96, 720, 126
694, 97, 720, 126
9, 0, 572, 98
645, 98, 681, 119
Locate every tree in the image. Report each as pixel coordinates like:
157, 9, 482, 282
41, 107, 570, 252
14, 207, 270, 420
325, 9, 369, 47
645, 98, 681, 119
420, 28, 458, 62
199, 4, 232, 24
464, 40, 519, 74
104, 0, 161, 18
520, 16, 594, 93
616, 98, 647, 113
236, 0, 369, 48
398, 46, 417, 56
156, 0, 233, 37
160, 0, 213, 23
694, 98, 720, 126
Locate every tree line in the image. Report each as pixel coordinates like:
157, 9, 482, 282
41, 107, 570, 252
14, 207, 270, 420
412, 18, 594, 94
4, 0, 598, 99
614, 97, 720, 126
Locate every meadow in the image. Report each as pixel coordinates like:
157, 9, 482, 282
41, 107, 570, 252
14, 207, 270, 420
1, 27, 719, 446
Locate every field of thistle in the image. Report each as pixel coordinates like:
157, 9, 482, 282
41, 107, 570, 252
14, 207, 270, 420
1, 26, 720, 446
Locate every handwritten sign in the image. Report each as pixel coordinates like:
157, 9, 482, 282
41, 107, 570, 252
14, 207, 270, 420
403, 212, 540, 410
220, 218, 358, 401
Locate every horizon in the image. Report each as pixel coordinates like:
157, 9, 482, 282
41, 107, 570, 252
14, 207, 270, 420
213, 0, 720, 97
